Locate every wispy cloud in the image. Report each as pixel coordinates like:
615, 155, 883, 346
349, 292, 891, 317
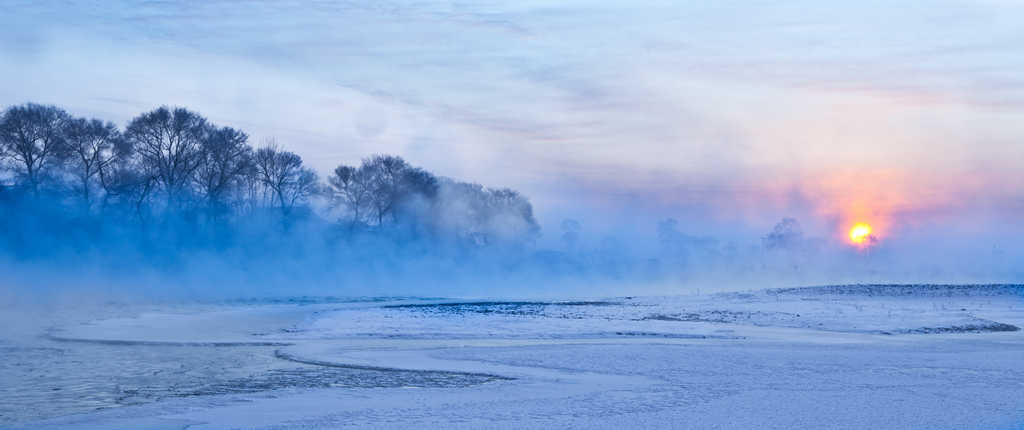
2, 0, 1023, 244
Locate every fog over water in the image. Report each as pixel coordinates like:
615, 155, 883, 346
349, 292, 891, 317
4, 5, 1024, 430
2, 1, 1024, 301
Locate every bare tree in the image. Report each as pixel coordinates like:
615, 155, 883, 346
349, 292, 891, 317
88, 132, 154, 219
435, 178, 539, 245
194, 126, 251, 215
252, 143, 318, 217
327, 164, 374, 225
1, 102, 550, 259
0, 103, 71, 195
359, 155, 438, 226
365, 155, 406, 225
123, 107, 208, 208
64, 117, 120, 207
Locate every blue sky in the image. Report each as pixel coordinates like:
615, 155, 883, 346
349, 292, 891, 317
2, 0, 1022, 245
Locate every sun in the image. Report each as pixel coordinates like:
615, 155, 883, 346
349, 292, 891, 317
849, 223, 872, 244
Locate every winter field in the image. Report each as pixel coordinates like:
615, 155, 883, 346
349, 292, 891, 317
3, 284, 1024, 429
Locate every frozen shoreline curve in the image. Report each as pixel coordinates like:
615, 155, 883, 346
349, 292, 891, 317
7, 285, 1024, 429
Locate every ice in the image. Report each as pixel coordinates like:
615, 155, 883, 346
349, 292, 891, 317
4, 285, 1024, 429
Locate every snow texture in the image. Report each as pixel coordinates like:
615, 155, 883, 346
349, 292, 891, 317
4, 285, 1024, 429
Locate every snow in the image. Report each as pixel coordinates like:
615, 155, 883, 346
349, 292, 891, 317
4, 285, 1024, 429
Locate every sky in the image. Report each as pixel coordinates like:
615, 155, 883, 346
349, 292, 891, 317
1, 0, 1022, 250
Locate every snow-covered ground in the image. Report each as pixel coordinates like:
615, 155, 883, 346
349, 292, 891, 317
4, 285, 1024, 429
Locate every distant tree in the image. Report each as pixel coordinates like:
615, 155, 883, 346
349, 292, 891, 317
0, 101, 547, 266
434, 180, 488, 241
435, 178, 539, 245
364, 155, 429, 225
486, 187, 540, 240
194, 126, 251, 215
0, 103, 72, 195
100, 161, 153, 217
92, 131, 155, 217
334, 155, 439, 226
124, 107, 208, 208
763, 218, 803, 250
327, 164, 374, 225
252, 143, 318, 217
64, 117, 120, 207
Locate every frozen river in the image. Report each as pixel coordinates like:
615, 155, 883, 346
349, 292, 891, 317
3, 286, 1024, 429
0, 298, 497, 424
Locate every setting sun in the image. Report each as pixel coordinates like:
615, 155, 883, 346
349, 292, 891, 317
849, 223, 873, 244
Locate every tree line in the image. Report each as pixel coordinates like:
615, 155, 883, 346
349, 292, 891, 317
0, 103, 540, 258
4, 102, 934, 291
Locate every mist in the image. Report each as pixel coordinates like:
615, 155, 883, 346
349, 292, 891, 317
5, 4, 1024, 428
3, 1, 1024, 304
1, 102, 1021, 306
